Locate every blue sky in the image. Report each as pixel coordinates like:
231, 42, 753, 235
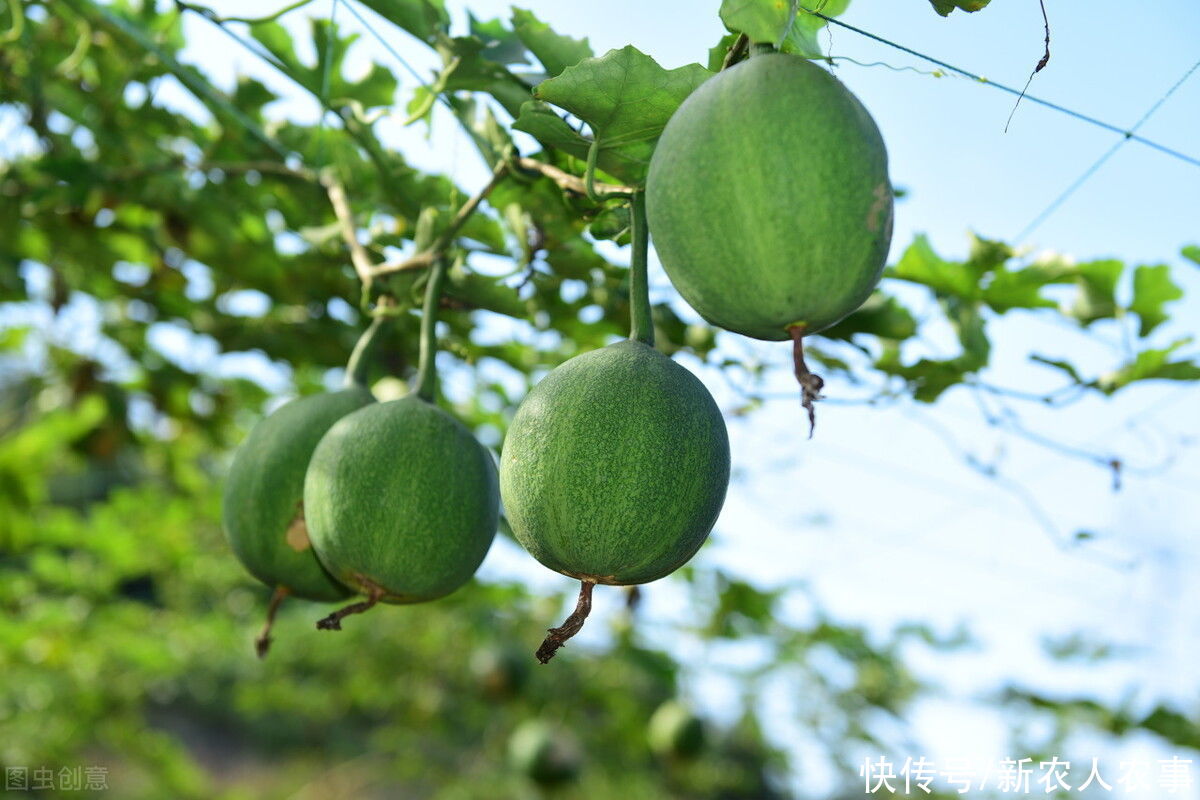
13, 0, 1199, 795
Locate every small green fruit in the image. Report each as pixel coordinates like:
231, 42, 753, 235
500, 340, 729, 586
648, 700, 706, 759
222, 388, 373, 601
303, 395, 498, 603
646, 52, 893, 340
470, 645, 530, 699
507, 721, 581, 786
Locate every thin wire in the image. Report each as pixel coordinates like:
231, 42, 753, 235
1016, 56, 1200, 243
340, 0, 427, 88
315, 0, 341, 168
800, 6, 1200, 170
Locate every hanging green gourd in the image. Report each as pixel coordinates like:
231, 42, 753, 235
303, 258, 500, 629
500, 191, 731, 663
646, 50, 894, 430
222, 315, 387, 657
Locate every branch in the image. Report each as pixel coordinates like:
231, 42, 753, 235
322, 172, 376, 286
513, 157, 634, 198
370, 160, 509, 279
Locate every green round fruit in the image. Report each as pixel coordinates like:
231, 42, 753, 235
646, 52, 893, 340
507, 721, 581, 786
470, 645, 531, 699
500, 340, 729, 586
648, 700, 706, 759
303, 395, 498, 602
222, 388, 374, 601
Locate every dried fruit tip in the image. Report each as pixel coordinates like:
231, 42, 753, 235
788, 324, 824, 438
254, 585, 289, 659
535, 581, 595, 664
315, 586, 383, 631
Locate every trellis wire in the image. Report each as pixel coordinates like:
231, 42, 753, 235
1016, 56, 1200, 242
800, 6, 1200, 170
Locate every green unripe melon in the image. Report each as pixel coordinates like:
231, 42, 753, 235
222, 388, 373, 601
507, 721, 581, 786
303, 395, 498, 603
500, 340, 729, 586
470, 645, 531, 699
648, 700, 706, 759
646, 52, 894, 340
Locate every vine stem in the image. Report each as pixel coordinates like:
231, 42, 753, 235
343, 311, 390, 389
316, 583, 386, 631
323, 170, 375, 288
174, 0, 318, 26
254, 585, 290, 659
412, 258, 448, 403
536, 581, 595, 664
788, 324, 824, 437
513, 157, 633, 198
371, 160, 509, 278
628, 191, 654, 346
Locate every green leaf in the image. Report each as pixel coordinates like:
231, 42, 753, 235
588, 204, 630, 242
251, 21, 397, 109
467, 12, 528, 66
1099, 338, 1200, 393
418, 36, 534, 120
1069, 259, 1124, 325
876, 346, 967, 403
1029, 355, 1086, 385
719, 0, 851, 59
511, 8, 593, 78
707, 33, 740, 72
511, 100, 590, 159
983, 261, 1072, 312
821, 292, 917, 342
929, 0, 993, 16
1183, 245, 1200, 266
888, 235, 981, 299
947, 299, 989, 370
1129, 264, 1183, 337
354, 0, 449, 44
531, 46, 712, 186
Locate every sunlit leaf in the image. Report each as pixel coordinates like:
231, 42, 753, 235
530, 46, 712, 185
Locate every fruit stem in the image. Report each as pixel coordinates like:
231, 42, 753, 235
315, 584, 385, 631
254, 585, 290, 659
788, 324, 824, 438
412, 257, 448, 403
535, 580, 595, 664
343, 312, 389, 389
721, 33, 750, 70
628, 191, 655, 347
